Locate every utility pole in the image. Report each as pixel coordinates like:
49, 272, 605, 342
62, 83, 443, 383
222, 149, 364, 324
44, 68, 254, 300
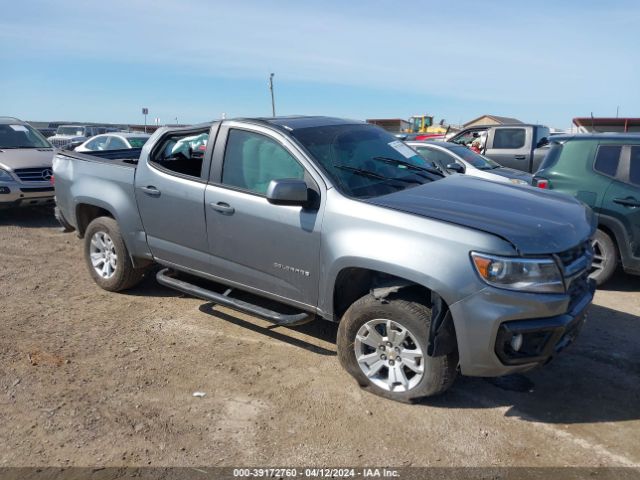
616, 106, 620, 118
269, 73, 276, 117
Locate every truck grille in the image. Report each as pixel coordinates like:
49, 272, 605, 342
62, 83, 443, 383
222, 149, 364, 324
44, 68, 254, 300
556, 240, 594, 310
14, 168, 53, 182
50, 138, 73, 148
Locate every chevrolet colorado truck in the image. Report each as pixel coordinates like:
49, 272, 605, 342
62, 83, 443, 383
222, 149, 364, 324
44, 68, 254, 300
53, 116, 596, 402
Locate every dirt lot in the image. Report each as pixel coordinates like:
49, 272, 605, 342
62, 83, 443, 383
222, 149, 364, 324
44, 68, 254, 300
1, 208, 639, 468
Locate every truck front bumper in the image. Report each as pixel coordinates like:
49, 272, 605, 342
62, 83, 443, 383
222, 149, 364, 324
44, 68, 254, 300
449, 278, 595, 377
0, 180, 55, 208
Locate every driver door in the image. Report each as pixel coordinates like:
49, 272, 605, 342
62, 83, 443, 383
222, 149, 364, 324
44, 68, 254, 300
204, 124, 324, 309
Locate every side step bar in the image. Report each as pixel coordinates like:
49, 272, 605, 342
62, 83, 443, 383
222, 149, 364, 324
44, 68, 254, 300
156, 268, 312, 326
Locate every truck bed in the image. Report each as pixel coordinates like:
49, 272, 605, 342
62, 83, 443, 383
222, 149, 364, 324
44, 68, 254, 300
56, 147, 142, 168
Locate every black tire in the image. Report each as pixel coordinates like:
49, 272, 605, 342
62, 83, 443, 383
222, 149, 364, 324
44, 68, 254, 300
84, 216, 146, 292
590, 229, 618, 286
337, 292, 458, 403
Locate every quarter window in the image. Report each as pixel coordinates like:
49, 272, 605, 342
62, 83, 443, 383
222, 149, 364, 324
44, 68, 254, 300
222, 129, 304, 195
150, 130, 209, 178
493, 128, 526, 149
593, 145, 622, 177
629, 146, 640, 186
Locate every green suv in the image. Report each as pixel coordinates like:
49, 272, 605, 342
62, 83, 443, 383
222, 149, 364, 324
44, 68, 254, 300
534, 134, 640, 285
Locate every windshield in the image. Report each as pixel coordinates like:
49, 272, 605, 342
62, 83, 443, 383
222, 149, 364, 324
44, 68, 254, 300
290, 124, 443, 198
0, 124, 52, 149
127, 137, 149, 148
447, 145, 501, 170
56, 126, 85, 136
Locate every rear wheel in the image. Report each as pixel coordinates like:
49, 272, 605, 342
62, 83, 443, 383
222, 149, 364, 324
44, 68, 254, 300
84, 216, 147, 291
590, 229, 618, 286
337, 292, 458, 403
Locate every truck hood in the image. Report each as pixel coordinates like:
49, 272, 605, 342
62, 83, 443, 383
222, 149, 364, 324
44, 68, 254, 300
0, 148, 55, 170
366, 175, 595, 254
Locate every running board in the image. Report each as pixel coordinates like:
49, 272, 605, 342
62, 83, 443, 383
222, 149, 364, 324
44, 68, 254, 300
156, 268, 312, 326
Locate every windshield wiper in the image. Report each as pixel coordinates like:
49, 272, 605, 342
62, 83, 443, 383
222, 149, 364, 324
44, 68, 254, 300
333, 164, 422, 184
371, 156, 444, 177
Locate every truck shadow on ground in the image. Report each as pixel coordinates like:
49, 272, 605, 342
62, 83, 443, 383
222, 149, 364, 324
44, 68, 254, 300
425, 303, 640, 425
127, 270, 639, 424
0, 207, 59, 228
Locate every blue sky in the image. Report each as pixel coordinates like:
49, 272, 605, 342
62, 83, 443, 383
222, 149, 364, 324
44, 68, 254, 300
1, 0, 638, 129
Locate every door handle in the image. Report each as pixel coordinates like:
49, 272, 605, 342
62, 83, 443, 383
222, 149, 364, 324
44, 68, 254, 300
514, 155, 526, 160
209, 202, 235, 214
613, 197, 640, 208
140, 186, 161, 197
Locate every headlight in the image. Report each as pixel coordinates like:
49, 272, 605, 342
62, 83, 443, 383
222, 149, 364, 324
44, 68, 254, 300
0, 169, 13, 181
509, 178, 529, 185
471, 252, 564, 293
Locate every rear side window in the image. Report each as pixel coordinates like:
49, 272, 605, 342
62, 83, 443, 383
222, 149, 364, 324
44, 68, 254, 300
150, 130, 209, 178
493, 128, 525, 149
629, 146, 640, 186
222, 129, 304, 195
593, 145, 622, 177
538, 143, 563, 170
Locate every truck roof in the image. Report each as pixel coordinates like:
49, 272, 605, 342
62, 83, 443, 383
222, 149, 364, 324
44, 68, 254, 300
239, 115, 365, 132
0, 117, 26, 125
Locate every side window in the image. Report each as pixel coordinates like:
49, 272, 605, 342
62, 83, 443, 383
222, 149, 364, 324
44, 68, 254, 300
107, 136, 128, 150
149, 130, 209, 178
593, 145, 622, 177
493, 128, 526, 149
222, 129, 305, 195
629, 146, 640, 186
452, 129, 485, 146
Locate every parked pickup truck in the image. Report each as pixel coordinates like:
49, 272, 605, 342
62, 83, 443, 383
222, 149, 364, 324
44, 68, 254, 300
448, 124, 550, 173
54, 116, 596, 402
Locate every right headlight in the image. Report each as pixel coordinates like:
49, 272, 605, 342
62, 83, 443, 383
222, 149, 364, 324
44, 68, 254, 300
471, 252, 564, 294
0, 168, 13, 181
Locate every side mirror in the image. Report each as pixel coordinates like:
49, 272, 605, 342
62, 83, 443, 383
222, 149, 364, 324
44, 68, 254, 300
266, 178, 308, 206
446, 163, 465, 174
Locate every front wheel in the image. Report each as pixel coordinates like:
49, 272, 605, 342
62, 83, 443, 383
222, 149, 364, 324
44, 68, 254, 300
337, 292, 458, 403
84, 216, 147, 292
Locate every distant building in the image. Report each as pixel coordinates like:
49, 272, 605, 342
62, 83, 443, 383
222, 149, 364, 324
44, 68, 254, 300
573, 117, 640, 133
366, 118, 411, 133
463, 115, 524, 128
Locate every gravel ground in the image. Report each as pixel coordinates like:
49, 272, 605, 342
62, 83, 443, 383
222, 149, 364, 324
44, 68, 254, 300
1, 207, 639, 468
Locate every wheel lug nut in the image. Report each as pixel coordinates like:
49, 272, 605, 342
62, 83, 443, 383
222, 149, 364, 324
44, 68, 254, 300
386, 342, 392, 347
380, 354, 386, 360
395, 347, 400, 353
389, 360, 395, 366
379, 345, 385, 350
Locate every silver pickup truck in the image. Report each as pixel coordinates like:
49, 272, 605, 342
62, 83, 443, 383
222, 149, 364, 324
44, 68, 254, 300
53, 116, 596, 402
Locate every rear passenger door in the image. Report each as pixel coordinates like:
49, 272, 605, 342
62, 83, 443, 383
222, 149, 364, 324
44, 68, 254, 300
135, 125, 216, 273
485, 127, 531, 171
601, 145, 640, 258
204, 122, 324, 309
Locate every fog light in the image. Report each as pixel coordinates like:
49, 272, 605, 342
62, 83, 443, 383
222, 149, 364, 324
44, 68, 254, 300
510, 334, 523, 352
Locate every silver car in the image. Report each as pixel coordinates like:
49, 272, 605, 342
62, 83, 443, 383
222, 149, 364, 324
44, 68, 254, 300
0, 117, 56, 209
75, 133, 151, 152
407, 141, 533, 185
